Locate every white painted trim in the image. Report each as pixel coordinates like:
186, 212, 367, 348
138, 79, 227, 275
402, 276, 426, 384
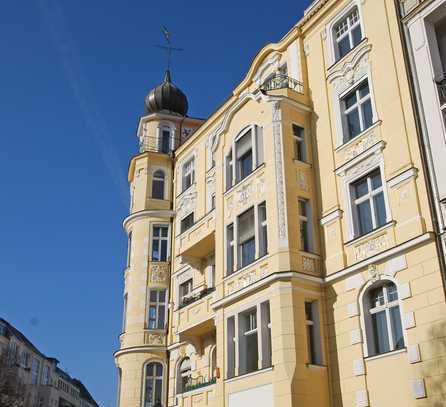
335, 141, 386, 176
224, 366, 273, 383
113, 346, 167, 358
123, 210, 175, 232
364, 348, 407, 362
320, 209, 343, 226
387, 167, 418, 188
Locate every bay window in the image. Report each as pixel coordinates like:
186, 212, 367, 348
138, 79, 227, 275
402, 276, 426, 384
151, 225, 169, 261
152, 170, 165, 200
148, 289, 166, 330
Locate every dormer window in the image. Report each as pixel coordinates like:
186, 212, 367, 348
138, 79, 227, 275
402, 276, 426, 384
333, 7, 362, 61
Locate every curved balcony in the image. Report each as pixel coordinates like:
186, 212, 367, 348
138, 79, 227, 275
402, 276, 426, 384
260, 73, 304, 94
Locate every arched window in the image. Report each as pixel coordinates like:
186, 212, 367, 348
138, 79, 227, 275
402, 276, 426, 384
177, 357, 191, 394
363, 281, 404, 356
144, 362, 163, 407
152, 170, 165, 200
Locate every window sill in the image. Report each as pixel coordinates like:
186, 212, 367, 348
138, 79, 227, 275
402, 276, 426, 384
344, 221, 395, 247
224, 253, 270, 281
175, 209, 215, 239
365, 347, 406, 362
335, 120, 382, 153
293, 159, 312, 168
176, 182, 197, 200
224, 366, 273, 383
306, 363, 327, 369
327, 37, 368, 73
224, 163, 265, 196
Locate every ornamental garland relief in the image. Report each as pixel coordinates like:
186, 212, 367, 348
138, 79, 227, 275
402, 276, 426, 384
224, 176, 266, 218
354, 235, 389, 261
150, 262, 169, 283
344, 131, 378, 161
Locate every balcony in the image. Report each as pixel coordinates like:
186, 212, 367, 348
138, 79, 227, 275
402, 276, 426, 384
177, 211, 215, 258
260, 74, 304, 94
184, 376, 216, 393
138, 135, 180, 154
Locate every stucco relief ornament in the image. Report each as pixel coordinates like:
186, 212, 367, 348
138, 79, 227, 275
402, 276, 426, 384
150, 263, 168, 283
367, 264, 380, 282
148, 333, 164, 346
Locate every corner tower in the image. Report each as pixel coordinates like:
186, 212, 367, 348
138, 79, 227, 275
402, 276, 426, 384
114, 71, 203, 407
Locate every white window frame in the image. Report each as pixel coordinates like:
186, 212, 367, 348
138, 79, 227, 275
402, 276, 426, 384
326, 0, 366, 66
151, 168, 166, 200
181, 156, 195, 192
359, 277, 407, 357
177, 357, 192, 394
292, 123, 307, 162
142, 360, 165, 407
157, 122, 175, 153
224, 125, 263, 189
150, 224, 170, 262
298, 198, 314, 253
147, 289, 167, 330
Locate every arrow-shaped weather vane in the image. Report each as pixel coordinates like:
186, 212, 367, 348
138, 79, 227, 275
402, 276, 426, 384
155, 26, 183, 72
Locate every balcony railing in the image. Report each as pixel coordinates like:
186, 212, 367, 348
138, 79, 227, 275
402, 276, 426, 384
139, 136, 181, 154
179, 287, 215, 309
183, 376, 216, 393
260, 74, 304, 94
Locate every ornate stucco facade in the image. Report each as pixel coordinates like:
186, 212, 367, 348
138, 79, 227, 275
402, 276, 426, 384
114, 1, 446, 406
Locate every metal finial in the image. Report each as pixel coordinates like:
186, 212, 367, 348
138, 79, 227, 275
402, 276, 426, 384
154, 26, 184, 72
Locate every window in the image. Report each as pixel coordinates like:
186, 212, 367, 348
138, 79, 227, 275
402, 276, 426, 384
226, 126, 264, 189
31, 358, 40, 384
238, 208, 255, 268
126, 232, 132, 268
305, 301, 323, 365
20, 350, 29, 367
341, 79, 373, 142
258, 202, 268, 257
239, 309, 258, 375
299, 199, 313, 252
160, 128, 171, 154
152, 170, 165, 200
210, 347, 217, 379
180, 213, 194, 233
122, 294, 128, 332
292, 124, 306, 162
148, 290, 166, 330
177, 358, 191, 394
182, 158, 195, 191
151, 225, 169, 261
179, 279, 193, 306
333, 7, 362, 60
144, 362, 163, 407
227, 301, 272, 378
42, 365, 50, 385
351, 169, 387, 237
210, 193, 216, 211
226, 223, 235, 275
364, 282, 404, 356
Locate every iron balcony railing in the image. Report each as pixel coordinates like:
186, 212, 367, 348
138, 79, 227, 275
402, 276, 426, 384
178, 287, 215, 309
183, 376, 216, 393
139, 136, 182, 154
260, 74, 304, 94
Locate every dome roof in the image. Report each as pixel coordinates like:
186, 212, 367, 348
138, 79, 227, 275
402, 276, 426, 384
144, 70, 188, 116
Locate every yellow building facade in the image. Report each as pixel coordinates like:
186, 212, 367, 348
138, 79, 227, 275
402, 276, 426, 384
114, 1, 446, 406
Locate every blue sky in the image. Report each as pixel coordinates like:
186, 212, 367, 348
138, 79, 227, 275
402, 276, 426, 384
0, 1, 309, 405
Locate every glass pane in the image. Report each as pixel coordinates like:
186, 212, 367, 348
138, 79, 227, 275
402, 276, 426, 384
159, 290, 166, 302
371, 170, 382, 189
390, 307, 404, 350
146, 363, 154, 377
154, 378, 162, 403
158, 306, 165, 328
346, 109, 361, 139
152, 180, 164, 199
358, 81, 370, 99
354, 178, 369, 198
246, 333, 259, 373
153, 227, 160, 237
152, 240, 160, 261
387, 284, 398, 302
373, 193, 387, 227
241, 238, 255, 267
240, 151, 253, 180
338, 36, 351, 59
145, 380, 153, 403
238, 208, 255, 242
150, 291, 157, 302
160, 240, 168, 261
161, 130, 170, 153
299, 200, 307, 217
370, 286, 384, 307
357, 200, 373, 235
352, 24, 362, 47
362, 99, 373, 129
155, 363, 163, 376
300, 220, 309, 252
372, 311, 390, 354
161, 227, 168, 237
344, 91, 358, 109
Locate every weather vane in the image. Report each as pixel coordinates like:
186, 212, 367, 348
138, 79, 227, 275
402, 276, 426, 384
155, 26, 183, 72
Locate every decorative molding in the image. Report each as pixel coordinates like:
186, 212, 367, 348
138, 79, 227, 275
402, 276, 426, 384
149, 262, 169, 283
408, 344, 421, 364
336, 141, 385, 177
356, 390, 369, 407
354, 234, 389, 261
320, 209, 343, 226
343, 130, 379, 162
387, 167, 418, 188
412, 378, 426, 399
272, 101, 289, 248
252, 51, 282, 85
327, 42, 373, 94
353, 359, 365, 376
404, 312, 416, 329
123, 210, 175, 232
350, 329, 362, 345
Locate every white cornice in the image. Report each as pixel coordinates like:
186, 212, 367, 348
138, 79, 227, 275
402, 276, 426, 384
387, 167, 418, 189
320, 209, 343, 226
113, 345, 167, 358
335, 141, 386, 176
123, 210, 176, 232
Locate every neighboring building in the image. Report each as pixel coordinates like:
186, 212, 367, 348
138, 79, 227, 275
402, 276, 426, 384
0, 318, 99, 407
398, 0, 446, 270
114, 0, 446, 406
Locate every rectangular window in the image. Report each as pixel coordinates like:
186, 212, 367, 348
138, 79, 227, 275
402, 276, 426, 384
334, 7, 362, 60
148, 289, 167, 329
161, 129, 171, 154
238, 207, 255, 268
226, 223, 234, 275
239, 309, 258, 375
151, 225, 169, 261
305, 301, 322, 365
236, 130, 253, 182
341, 79, 373, 142
182, 158, 195, 191
122, 294, 128, 332
226, 150, 233, 191
351, 169, 387, 237
180, 213, 194, 233
20, 350, 29, 367
31, 358, 40, 385
299, 199, 313, 252
42, 365, 50, 385
292, 124, 306, 162
258, 202, 268, 257
179, 279, 193, 306
126, 232, 132, 268
261, 301, 272, 368
256, 126, 264, 166
227, 317, 236, 378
